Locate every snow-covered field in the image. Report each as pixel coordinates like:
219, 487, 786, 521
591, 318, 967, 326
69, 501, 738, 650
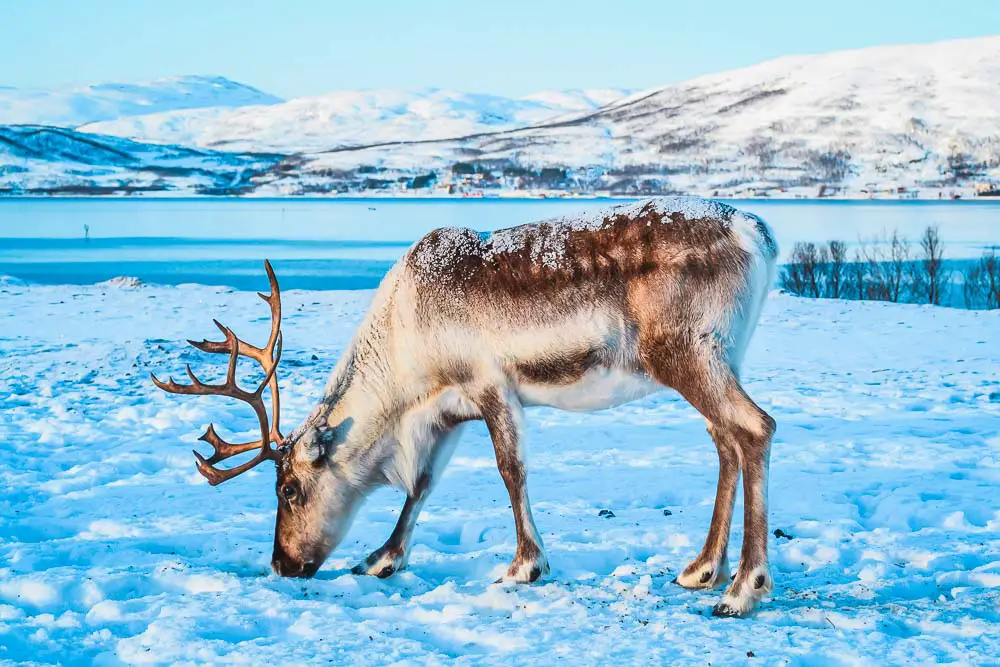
1, 282, 999, 665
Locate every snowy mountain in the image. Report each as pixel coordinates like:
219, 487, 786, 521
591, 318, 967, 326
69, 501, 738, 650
80, 88, 633, 152
287, 35, 1000, 197
0, 125, 282, 195
3, 36, 1000, 197
0, 75, 282, 127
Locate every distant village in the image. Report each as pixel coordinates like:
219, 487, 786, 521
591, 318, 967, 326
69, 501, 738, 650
285, 159, 1000, 201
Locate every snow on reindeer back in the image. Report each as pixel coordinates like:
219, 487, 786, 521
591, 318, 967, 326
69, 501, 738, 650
410, 197, 761, 277
536, 197, 740, 232
535, 197, 778, 260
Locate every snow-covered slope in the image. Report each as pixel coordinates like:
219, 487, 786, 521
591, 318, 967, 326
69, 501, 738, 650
289, 35, 1000, 195
0, 75, 282, 127
5, 36, 1000, 196
80, 88, 633, 152
0, 125, 283, 195
463, 35, 1000, 190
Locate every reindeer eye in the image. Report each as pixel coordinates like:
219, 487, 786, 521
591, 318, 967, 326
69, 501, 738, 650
280, 483, 298, 502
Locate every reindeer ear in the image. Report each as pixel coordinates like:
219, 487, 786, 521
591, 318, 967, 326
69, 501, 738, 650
291, 428, 326, 465
291, 417, 352, 465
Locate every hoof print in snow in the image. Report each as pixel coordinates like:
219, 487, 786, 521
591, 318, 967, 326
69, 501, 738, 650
662, 509, 673, 516
773, 528, 794, 540
598, 509, 615, 518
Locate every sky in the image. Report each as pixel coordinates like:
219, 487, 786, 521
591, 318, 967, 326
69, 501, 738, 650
2, 0, 999, 99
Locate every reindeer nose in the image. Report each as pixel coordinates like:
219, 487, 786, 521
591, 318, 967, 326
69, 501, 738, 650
271, 547, 319, 578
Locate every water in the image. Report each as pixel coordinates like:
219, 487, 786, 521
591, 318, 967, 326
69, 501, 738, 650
1, 198, 997, 290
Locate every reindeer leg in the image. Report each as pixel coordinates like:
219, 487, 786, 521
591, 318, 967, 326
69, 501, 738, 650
476, 386, 549, 583
711, 388, 775, 617
674, 422, 740, 589
642, 342, 775, 617
353, 425, 465, 578
352, 480, 430, 578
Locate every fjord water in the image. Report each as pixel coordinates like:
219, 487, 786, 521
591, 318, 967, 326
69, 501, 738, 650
1, 198, 997, 290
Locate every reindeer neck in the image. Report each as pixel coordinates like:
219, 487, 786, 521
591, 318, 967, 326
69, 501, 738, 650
306, 268, 407, 473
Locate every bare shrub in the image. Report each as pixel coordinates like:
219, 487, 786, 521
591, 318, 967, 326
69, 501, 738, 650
849, 245, 867, 300
962, 262, 985, 309
862, 241, 891, 301
982, 250, 1000, 309
800, 242, 824, 297
887, 231, 911, 303
780, 242, 823, 297
780, 254, 805, 295
826, 240, 848, 299
915, 226, 946, 305
782, 229, 988, 311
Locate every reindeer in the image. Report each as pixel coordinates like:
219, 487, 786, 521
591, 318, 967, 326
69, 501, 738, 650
152, 197, 778, 617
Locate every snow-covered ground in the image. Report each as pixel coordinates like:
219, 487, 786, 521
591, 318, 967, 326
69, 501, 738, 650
1, 282, 999, 665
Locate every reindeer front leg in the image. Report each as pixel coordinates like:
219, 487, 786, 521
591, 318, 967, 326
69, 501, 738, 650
353, 424, 464, 578
476, 386, 549, 583
352, 479, 430, 578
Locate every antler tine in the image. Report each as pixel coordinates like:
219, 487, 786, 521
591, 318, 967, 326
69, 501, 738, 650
151, 259, 285, 485
257, 259, 282, 353
256, 331, 282, 395
194, 448, 269, 486
197, 423, 265, 465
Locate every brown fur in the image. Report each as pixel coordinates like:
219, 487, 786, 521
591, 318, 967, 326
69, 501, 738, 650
270, 197, 777, 615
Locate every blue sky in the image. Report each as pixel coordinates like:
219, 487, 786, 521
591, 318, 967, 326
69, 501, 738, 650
3, 0, 999, 99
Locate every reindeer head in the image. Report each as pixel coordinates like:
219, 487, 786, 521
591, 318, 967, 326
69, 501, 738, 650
152, 261, 357, 578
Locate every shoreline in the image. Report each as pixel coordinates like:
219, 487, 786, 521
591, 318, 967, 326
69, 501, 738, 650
2, 193, 1000, 203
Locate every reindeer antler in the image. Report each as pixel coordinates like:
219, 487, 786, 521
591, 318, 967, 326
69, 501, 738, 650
151, 260, 285, 486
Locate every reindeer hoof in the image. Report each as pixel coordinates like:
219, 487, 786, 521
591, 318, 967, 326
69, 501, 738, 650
498, 549, 549, 584
352, 545, 407, 578
711, 602, 742, 618
675, 559, 730, 589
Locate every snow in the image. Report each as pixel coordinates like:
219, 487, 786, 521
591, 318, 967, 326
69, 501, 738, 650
0, 76, 282, 128
243, 35, 1000, 197
539, 196, 741, 230
0, 125, 283, 195
467, 197, 767, 270
2, 280, 998, 664
79, 88, 633, 153
6, 37, 1000, 196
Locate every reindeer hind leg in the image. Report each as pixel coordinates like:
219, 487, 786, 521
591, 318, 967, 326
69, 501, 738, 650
641, 339, 775, 616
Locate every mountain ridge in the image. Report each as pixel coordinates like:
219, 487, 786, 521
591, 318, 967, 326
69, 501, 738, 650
3, 36, 1000, 197
0, 75, 283, 127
